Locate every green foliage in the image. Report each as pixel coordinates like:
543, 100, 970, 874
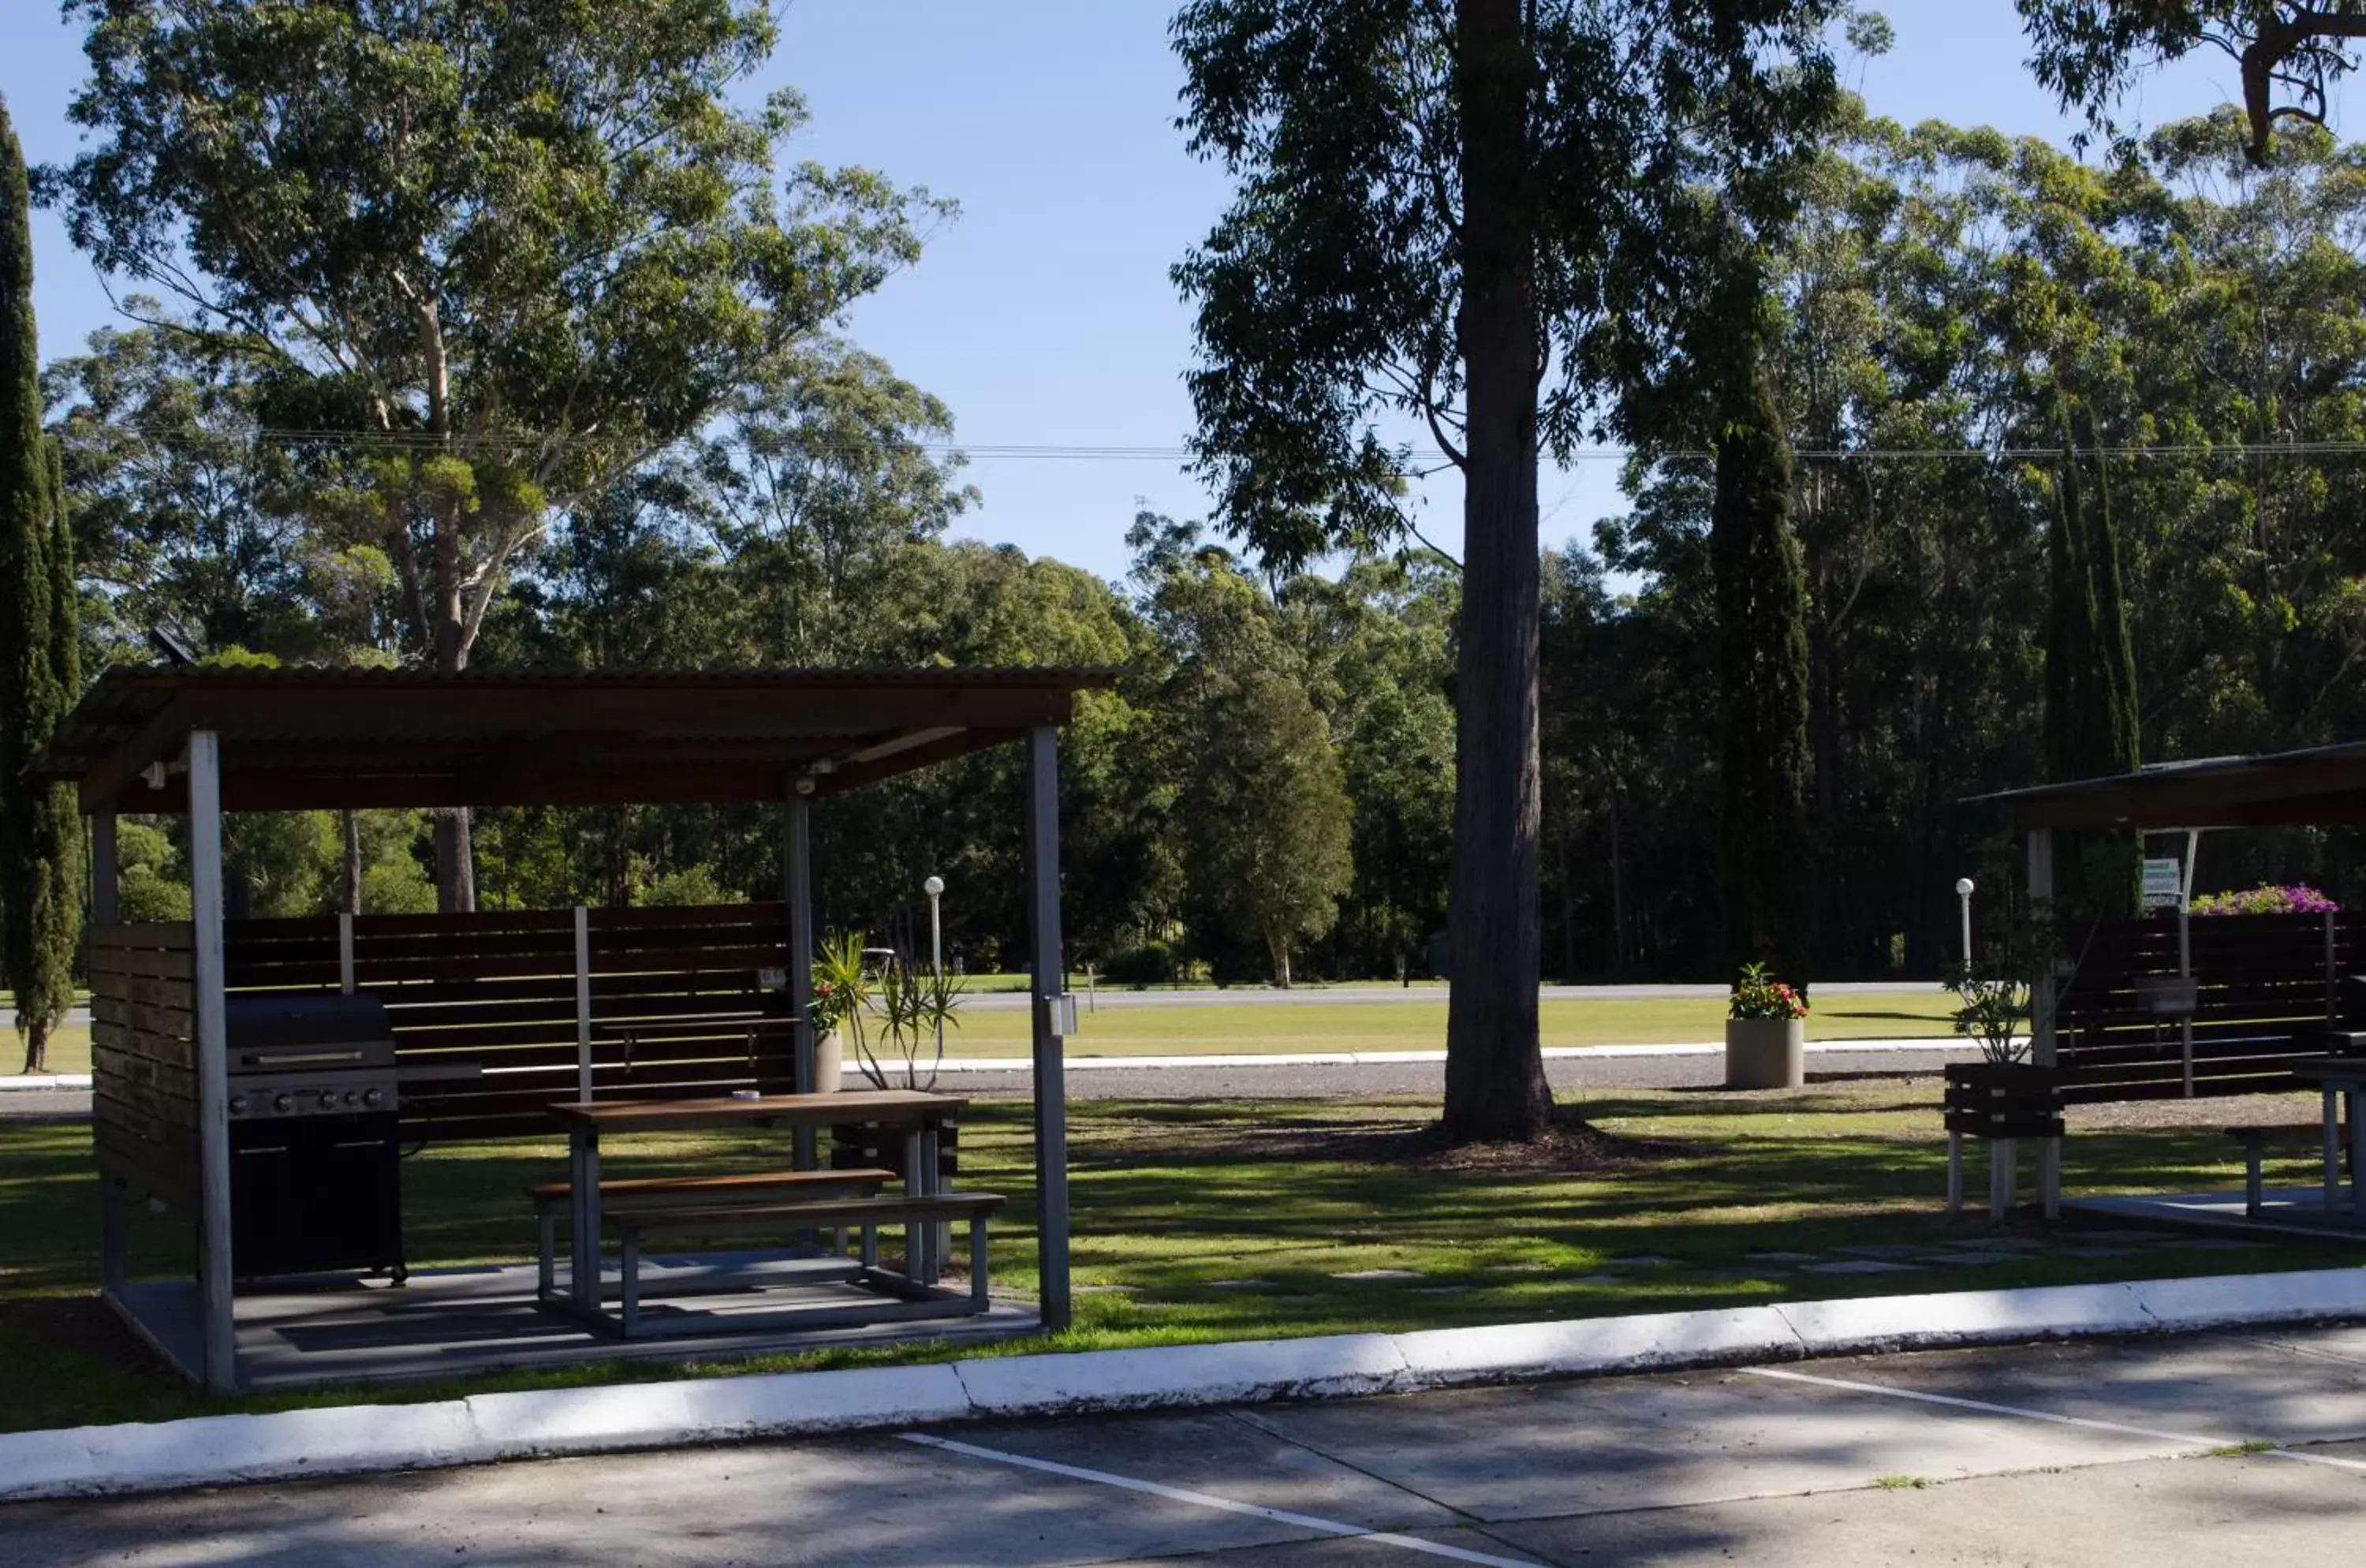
42, 0, 946, 692
810, 931, 871, 1041
1707, 265, 1816, 983
1102, 942, 1179, 988
639, 864, 746, 909
857, 961, 965, 1092
0, 95, 80, 1072
1728, 963, 1810, 1021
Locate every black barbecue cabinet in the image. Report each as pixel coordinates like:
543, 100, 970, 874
226, 995, 408, 1282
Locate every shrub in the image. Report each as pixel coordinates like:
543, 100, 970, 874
1728, 961, 1808, 1021
639, 864, 746, 907
2189, 884, 2339, 917
1102, 941, 1175, 987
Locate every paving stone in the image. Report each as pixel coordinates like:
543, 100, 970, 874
1801, 1258, 1920, 1275
1916, 1251, 2018, 1267
1331, 1268, 1424, 1282
1745, 1252, 1822, 1265
1945, 1236, 2043, 1252
1408, 1286, 1470, 1296
1074, 1283, 1137, 1295
1835, 1244, 1925, 1260
1604, 1255, 1679, 1269
1560, 1274, 1629, 1286
1205, 1279, 1274, 1290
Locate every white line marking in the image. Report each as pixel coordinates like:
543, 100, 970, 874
900, 1432, 1543, 1567
1745, 1365, 2366, 1474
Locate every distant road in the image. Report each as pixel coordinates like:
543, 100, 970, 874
967, 980, 1931, 1011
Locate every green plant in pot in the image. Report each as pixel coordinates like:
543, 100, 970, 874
1725, 962, 1809, 1088
808, 931, 875, 1092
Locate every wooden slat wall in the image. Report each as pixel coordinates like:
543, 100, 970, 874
88, 922, 200, 1208
2054, 911, 2356, 1103
226, 902, 797, 1142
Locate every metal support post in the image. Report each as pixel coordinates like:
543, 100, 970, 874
91, 808, 118, 925
1946, 1132, 1964, 1217
1024, 726, 1072, 1331
2027, 827, 2060, 1219
573, 905, 593, 1102
785, 790, 817, 1171
188, 730, 236, 1394
339, 911, 357, 996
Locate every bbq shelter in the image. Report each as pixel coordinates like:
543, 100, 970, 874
1971, 742, 2366, 1218
35, 665, 1114, 1393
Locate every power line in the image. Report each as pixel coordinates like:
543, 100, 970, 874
82, 423, 2366, 465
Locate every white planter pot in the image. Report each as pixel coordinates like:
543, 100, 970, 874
815, 1028, 844, 1092
1725, 1017, 1805, 1090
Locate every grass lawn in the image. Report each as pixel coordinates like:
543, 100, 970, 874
940, 989, 1955, 1058
0, 1077, 2353, 1435
6, 992, 1954, 1079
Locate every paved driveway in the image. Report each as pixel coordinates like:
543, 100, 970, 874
8, 1324, 2365, 1565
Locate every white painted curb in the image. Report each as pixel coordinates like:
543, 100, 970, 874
916, 1037, 1973, 1074
3, 1265, 2360, 1503
0, 1073, 91, 1092
0, 1040, 1978, 1094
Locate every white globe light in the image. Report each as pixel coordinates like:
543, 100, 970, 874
1954, 877, 1975, 897
924, 875, 945, 898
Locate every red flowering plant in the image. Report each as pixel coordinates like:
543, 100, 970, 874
1728, 963, 1809, 1021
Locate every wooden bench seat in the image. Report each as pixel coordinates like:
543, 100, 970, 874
530, 1167, 898, 1297
2226, 1126, 2345, 1216
605, 1191, 1006, 1331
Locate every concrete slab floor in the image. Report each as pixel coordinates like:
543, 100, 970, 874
9, 1324, 2366, 1566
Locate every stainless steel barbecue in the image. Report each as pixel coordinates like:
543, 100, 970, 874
227, 995, 402, 1120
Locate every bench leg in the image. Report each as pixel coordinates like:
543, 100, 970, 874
1946, 1133, 1964, 1218
621, 1230, 640, 1335
970, 1213, 990, 1315
2325, 1090, 2342, 1213
860, 1223, 879, 1271
2039, 1138, 2061, 1222
2245, 1144, 2265, 1219
537, 1207, 557, 1300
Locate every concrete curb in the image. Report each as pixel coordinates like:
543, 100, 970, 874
0, 1073, 91, 1092
902, 1037, 1973, 1075
4, 1265, 2361, 1503
0, 1038, 1982, 1093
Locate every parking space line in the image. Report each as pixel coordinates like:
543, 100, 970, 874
898, 1432, 1544, 1567
1743, 1365, 2366, 1474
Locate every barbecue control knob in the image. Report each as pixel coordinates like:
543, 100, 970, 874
343, 1091, 357, 1107
272, 1093, 293, 1114
229, 1095, 247, 1117
319, 1091, 339, 1111
363, 1088, 384, 1109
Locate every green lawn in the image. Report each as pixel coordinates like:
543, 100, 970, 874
0, 1079, 2350, 1434
942, 989, 1955, 1058
6, 991, 1955, 1079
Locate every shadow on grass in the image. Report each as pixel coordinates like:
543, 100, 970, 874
1, 1096, 2355, 1435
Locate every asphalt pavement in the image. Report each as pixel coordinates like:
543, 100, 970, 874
9, 1324, 2364, 1565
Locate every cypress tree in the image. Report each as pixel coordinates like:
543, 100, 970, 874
2040, 402, 2141, 917
0, 95, 80, 1074
1711, 271, 1816, 988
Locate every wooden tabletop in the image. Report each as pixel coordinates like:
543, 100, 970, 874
546, 1088, 966, 1131
2286, 1057, 2366, 1087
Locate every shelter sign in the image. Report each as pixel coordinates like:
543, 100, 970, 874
2141, 857, 2184, 910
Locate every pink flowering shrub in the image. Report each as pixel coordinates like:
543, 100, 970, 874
2189, 884, 2341, 917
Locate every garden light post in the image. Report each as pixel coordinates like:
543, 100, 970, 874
924, 875, 946, 1058
1955, 877, 1975, 970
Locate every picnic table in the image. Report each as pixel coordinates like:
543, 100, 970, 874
543, 1088, 970, 1334
2283, 1058, 2366, 1228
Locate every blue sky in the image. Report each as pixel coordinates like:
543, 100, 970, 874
3, 2, 2272, 582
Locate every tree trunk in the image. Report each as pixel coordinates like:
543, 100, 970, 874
19, 1017, 46, 1076
1442, 0, 1554, 1144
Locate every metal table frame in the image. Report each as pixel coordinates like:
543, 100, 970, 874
2286, 1059, 2366, 1228
542, 1089, 965, 1335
